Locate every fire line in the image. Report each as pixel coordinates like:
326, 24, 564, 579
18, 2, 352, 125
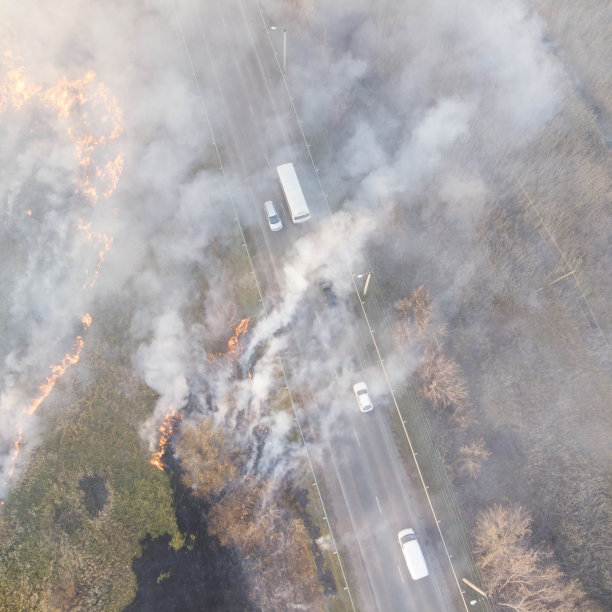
150, 410, 183, 471
25, 313, 92, 415
208, 317, 252, 363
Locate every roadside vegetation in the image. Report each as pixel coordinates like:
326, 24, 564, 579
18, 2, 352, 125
389, 271, 609, 610
0, 303, 182, 611
393, 286, 489, 477
474, 504, 587, 611
0, 229, 338, 609
356, 5, 612, 607
176, 419, 327, 610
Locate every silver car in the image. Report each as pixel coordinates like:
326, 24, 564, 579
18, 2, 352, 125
353, 381, 373, 412
264, 200, 283, 231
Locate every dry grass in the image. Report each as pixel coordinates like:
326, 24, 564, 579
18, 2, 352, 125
176, 421, 325, 611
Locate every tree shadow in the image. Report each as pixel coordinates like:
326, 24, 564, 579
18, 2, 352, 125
126, 459, 258, 612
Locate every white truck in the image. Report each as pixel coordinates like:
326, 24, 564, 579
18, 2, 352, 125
276, 162, 311, 223
398, 528, 429, 580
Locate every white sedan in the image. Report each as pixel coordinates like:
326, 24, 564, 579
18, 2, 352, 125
264, 200, 283, 231
353, 382, 374, 412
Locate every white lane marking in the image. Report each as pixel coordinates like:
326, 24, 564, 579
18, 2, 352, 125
353, 430, 361, 447
375, 496, 383, 514
398, 565, 405, 584
249, 104, 254, 116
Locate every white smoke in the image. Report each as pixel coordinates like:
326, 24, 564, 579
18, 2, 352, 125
0, 0, 562, 495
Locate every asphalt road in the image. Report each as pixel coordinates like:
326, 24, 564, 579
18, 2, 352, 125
174, 1, 461, 610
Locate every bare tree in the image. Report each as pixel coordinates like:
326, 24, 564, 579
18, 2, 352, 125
474, 504, 586, 610
474, 504, 531, 563
393, 285, 434, 345
416, 342, 469, 411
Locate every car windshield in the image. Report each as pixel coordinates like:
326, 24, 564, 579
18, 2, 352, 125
269, 214, 279, 223
321, 282, 337, 307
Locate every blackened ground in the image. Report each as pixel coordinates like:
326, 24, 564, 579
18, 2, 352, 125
78, 475, 108, 517
285, 485, 336, 597
126, 453, 258, 612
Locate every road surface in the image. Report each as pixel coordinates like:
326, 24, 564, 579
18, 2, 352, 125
173, 1, 464, 609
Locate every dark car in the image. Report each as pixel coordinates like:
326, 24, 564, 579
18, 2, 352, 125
319, 280, 337, 308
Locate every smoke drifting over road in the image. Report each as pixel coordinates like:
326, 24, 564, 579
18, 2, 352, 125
0, 0, 562, 498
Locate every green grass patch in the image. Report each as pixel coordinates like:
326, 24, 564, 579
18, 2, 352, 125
0, 356, 182, 611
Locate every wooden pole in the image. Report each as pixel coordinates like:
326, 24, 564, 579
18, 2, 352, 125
550, 270, 575, 285
363, 272, 372, 296
462, 578, 487, 598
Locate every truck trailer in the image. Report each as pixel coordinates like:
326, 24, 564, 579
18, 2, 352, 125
276, 162, 311, 223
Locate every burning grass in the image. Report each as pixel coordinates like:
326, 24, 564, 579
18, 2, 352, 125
150, 411, 183, 471
0, 316, 182, 611
25, 313, 92, 416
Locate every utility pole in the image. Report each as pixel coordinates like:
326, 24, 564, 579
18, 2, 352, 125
462, 577, 487, 599
356, 272, 372, 298
363, 272, 372, 297
270, 26, 287, 73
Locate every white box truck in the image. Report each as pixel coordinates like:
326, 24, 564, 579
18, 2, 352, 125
398, 528, 429, 580
276, 163, 311, 223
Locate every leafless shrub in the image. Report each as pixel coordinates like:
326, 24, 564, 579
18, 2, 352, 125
454, 438, 491, 479
474, 504, 586, 610
287, 0, 315, 30
393, 285, 434, 345
178, 420, 242, 500
450, 404, 474, 430
208, 481, 322, 609
416, 342, 468, 411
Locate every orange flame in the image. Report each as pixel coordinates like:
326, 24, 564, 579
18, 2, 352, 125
1, 53, 122, 290
1, 427, 24, 499
25, 314, 92, 415
208, 318, 251, 363
150, 411, 183, 471
1, 53, 122, 207
6, 428, 23, 480
102, 154, 124, 199
1, 53, 123, 293
77, 218, 114, 288
0, 53, 41, 110
228, 318, 251, 354
1, 54, 122, 490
